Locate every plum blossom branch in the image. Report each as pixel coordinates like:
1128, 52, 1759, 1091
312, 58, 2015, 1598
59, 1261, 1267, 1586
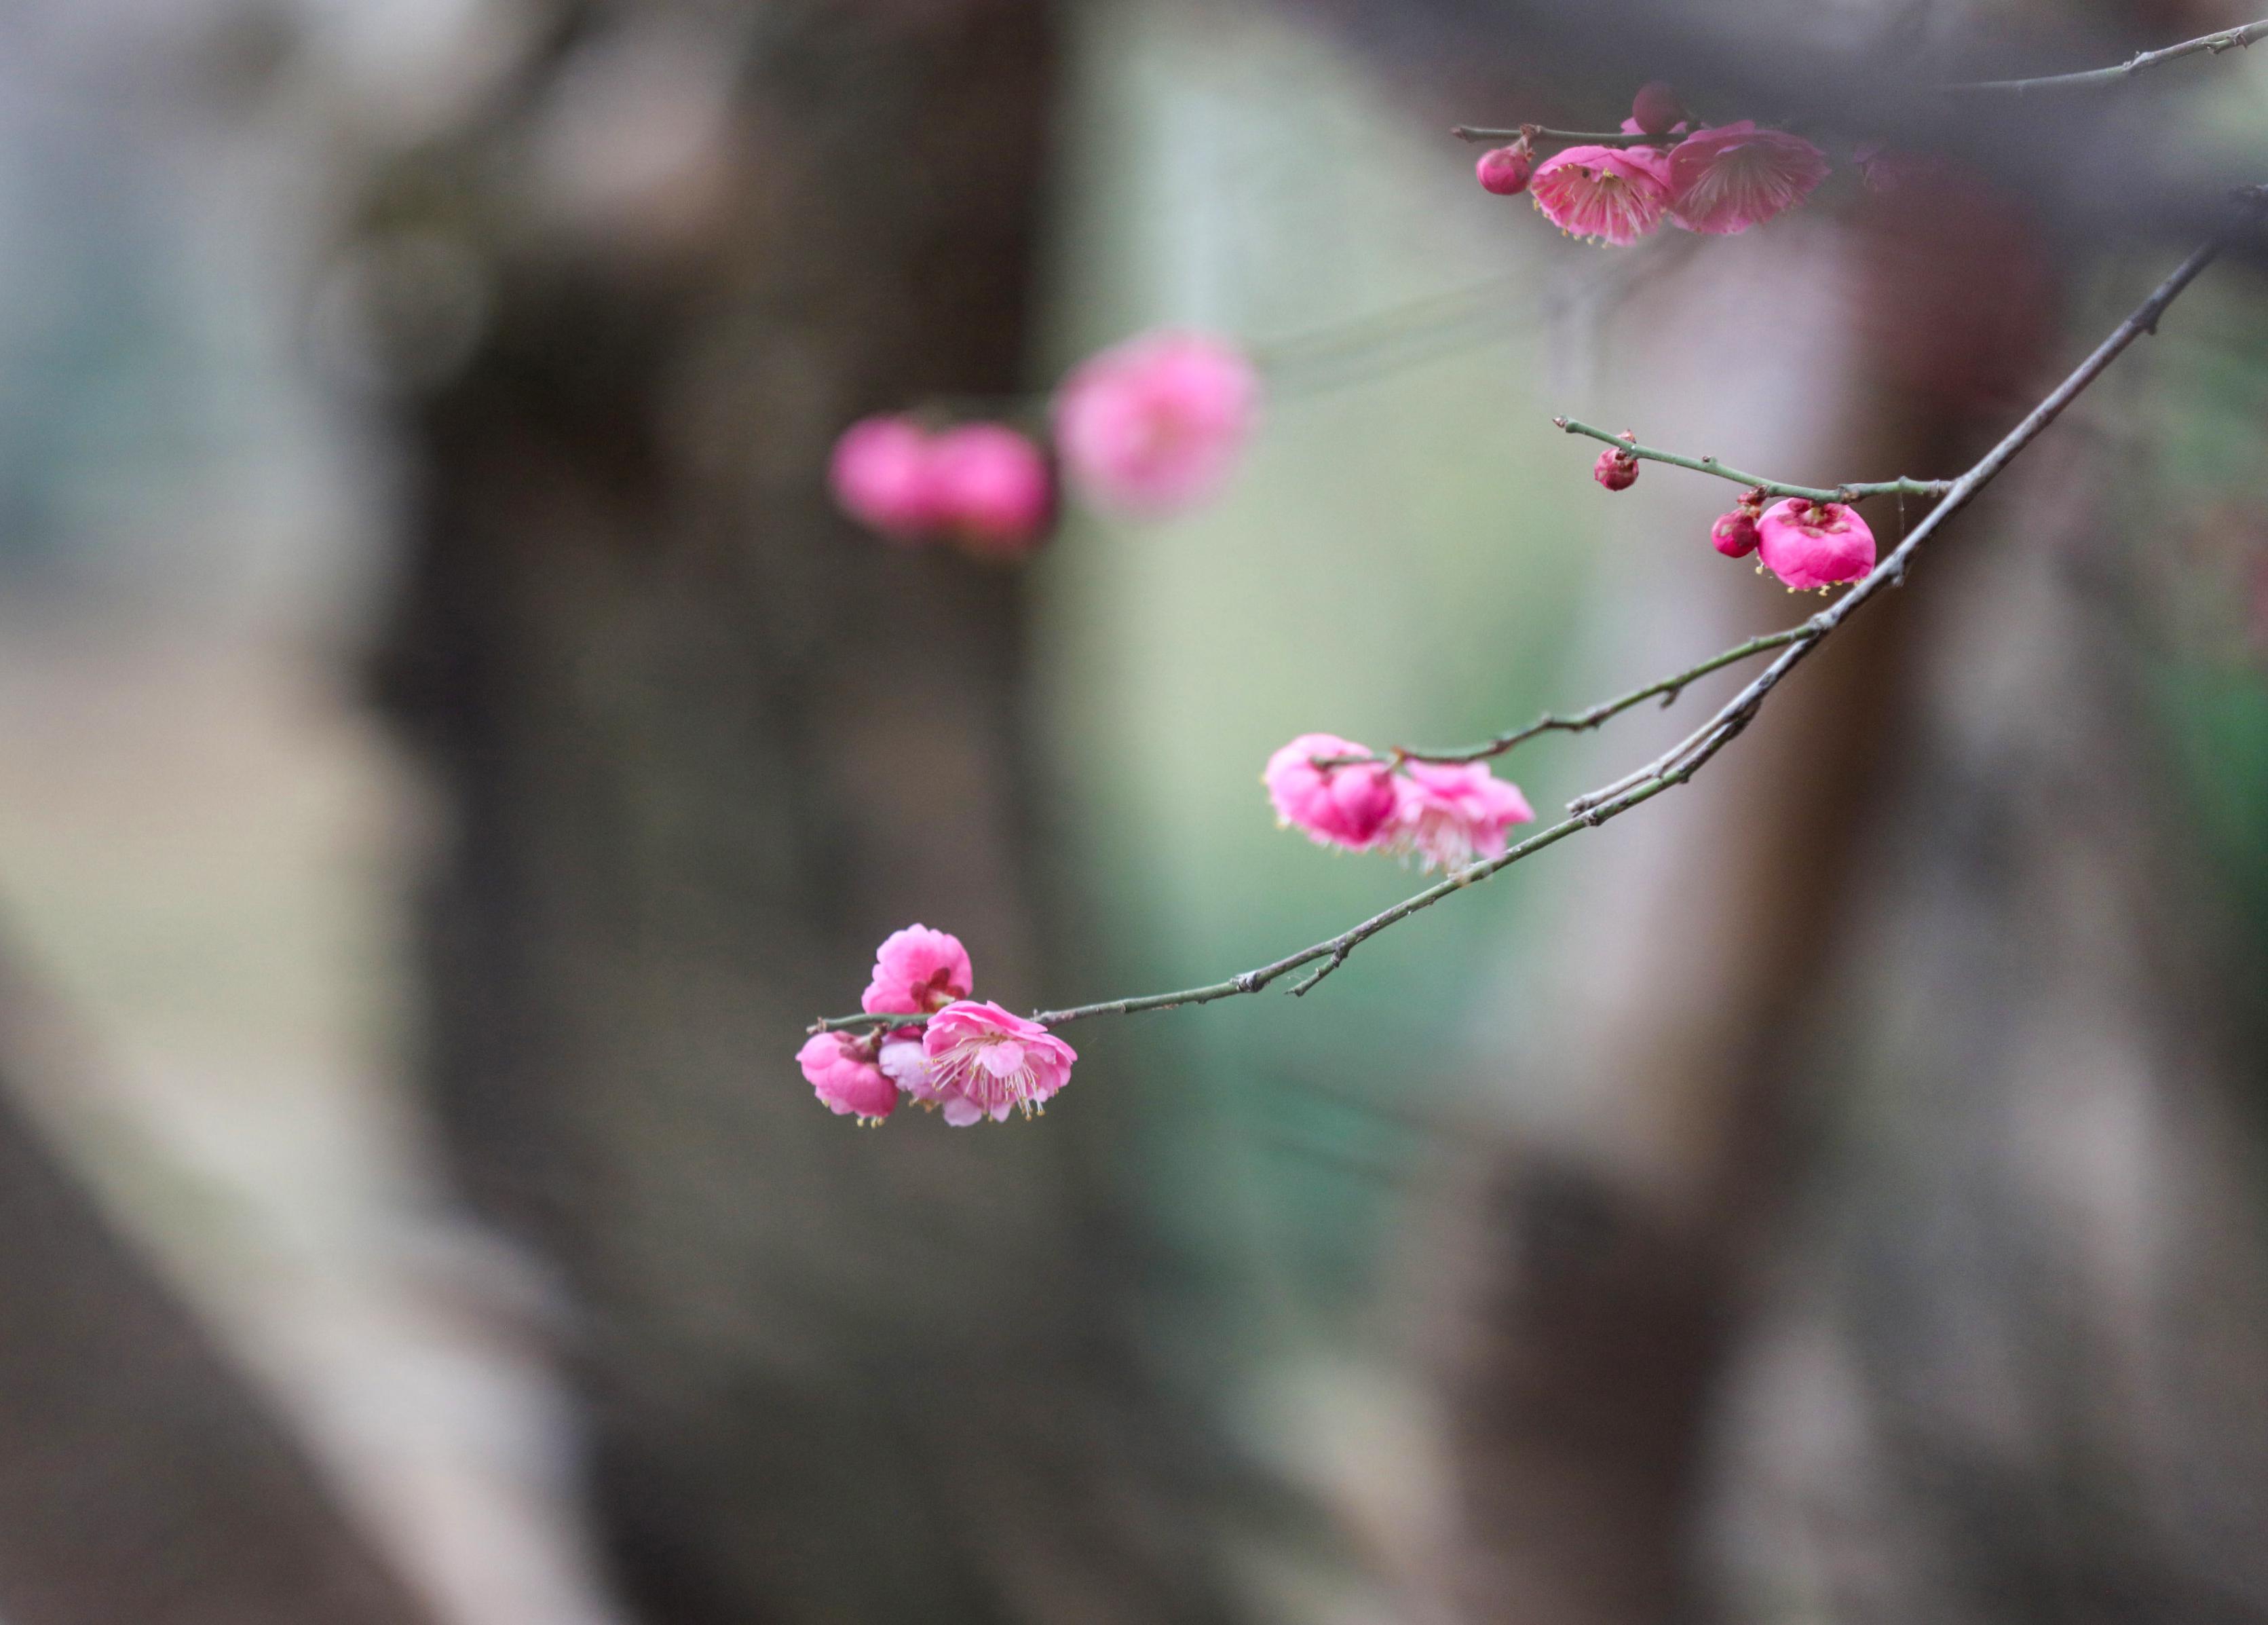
1553, 417, 1952, 503
1570, 204, 2256, 811
1948, 18, 2268, 94
811, 200, 2261, 1044
1452, 124, 1684, 148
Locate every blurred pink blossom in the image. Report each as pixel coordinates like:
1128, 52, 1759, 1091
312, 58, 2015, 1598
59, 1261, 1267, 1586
929, 424, 1052, 553
1265, 734, 1399, 851
829, 415, 943, 540
1853, 141, 1940, 194
1053, 331, 1260, 517
1388, 761, 1535, 872
1666, 122, 1830, 235
1630, 82, 1684, 136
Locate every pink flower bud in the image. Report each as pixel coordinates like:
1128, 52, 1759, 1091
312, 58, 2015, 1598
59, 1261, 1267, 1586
1475, 143, 1534, 196
928, 424, 1052, 554
1593, 447, 1640, 491
1710, 506, 1761, 557
861, 925, 974, 1019
1264, 734, 1399, 852
797, 1032, 898, 1124
1756, 498, 1876, 589
1053, 330, 1260, 517
829, 415, 942, 540
919, 1000, 1076, 1125
1386, 760, 1535, 872
1631, 81, 1683, 137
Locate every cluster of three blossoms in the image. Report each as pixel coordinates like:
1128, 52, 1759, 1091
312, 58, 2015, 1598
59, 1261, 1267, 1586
796, 927, 1075, 1127
1475, 83, 1832, 247
1592, 441, 1883, 592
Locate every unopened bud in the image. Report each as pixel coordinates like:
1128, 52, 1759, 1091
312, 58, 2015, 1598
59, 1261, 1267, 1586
1475, 142, 1534, 196
1631, 81, 1683, 137
1709, 507, 1761, 557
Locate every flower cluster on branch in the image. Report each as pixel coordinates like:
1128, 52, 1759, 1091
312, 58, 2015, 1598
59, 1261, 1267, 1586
830, 331, 1259, 557
796, 33, 2268, 1127
1468, 83, 1830, 245
797, 927, 1080, 1126
1264, 736, 1536, 872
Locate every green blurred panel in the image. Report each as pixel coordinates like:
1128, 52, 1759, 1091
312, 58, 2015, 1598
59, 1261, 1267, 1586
2138, 263, 2268, 952
1034, 1, 1600, 1336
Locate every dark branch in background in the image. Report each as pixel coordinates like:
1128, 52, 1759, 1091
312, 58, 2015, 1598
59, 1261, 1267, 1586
810, 193, 2264, 1041
1456, 15, 2268, 139
1418, 2, 2268, 280
929, 255, 1657, 421
1947, 18, 2268, 95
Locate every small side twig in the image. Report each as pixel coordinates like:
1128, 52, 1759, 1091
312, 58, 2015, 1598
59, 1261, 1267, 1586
1554, 417, 1951, 504
1451, 124, 1687, 148
1948, 18, 2268, 94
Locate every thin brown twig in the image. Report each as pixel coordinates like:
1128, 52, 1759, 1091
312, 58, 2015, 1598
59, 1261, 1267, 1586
1948, 18, 2268, 94
809, 198, 2261, 1042
1308, 627, 1807, 772
1553, 418, 1952, 503
1451, 124, 1683, 148
1458, 18, 2268, 153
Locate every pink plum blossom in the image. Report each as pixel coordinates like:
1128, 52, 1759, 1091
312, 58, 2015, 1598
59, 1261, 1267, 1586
1053, 331, 1260, 517
1388, 761, 1535, 872
797, 1032, 898, 1123
1665, 122, 1830, 236
829, 415, 942, 540
1711, 504, 1762, 557
1594, 446, 1640, 490
918, 1000, 1077, 1125
1475, 143, 1534, 195
879, 1035, 945, 1110
1530, 145, 1672, 245
861, 924, 974, 1019
1265, 734, 1399, 852
929, 424, 1052, 553
1756, 498, 1876, 590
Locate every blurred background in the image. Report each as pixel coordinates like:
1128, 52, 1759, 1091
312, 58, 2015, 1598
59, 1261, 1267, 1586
0, 0, 2266, 1622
